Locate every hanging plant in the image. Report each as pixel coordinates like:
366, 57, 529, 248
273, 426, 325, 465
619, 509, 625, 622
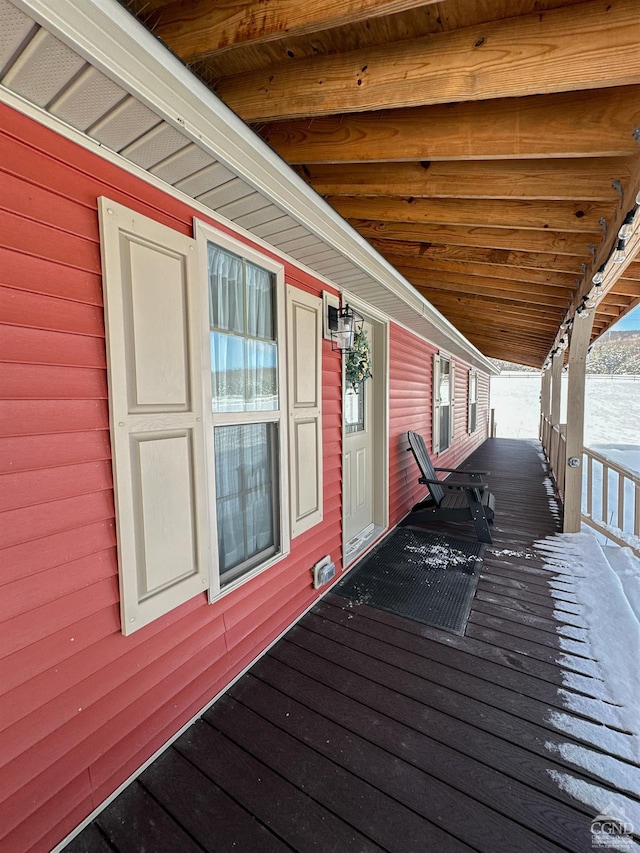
345, 328, 373, 390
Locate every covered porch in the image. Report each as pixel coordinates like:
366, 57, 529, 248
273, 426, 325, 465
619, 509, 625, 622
2, 2, 640, 849
65, 438, 640, 853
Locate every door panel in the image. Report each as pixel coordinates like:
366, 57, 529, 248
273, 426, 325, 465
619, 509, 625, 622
344, 320, 374, 544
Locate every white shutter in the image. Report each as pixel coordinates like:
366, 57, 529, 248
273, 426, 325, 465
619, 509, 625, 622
432, 352, 440, 454
450, 360, 456, 445
99, 198, 210, 635
287, 286, 323, 537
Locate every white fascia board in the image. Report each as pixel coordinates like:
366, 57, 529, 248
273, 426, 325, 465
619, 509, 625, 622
12, 0, 495, 376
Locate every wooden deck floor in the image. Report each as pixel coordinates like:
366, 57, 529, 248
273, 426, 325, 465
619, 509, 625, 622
67, 439, 640, 853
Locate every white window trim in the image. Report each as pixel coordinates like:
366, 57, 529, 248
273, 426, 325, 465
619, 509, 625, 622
194, 219, 290, 602
468, 370, 478, 434
433, 351, 455, 455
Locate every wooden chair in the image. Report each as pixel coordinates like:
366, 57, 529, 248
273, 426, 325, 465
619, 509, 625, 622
404, 430, 495, 544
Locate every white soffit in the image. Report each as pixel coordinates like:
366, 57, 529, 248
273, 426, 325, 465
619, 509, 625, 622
2, 0, 496, 374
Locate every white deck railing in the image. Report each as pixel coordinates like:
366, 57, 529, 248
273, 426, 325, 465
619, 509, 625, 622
541, 415, 566, 501
582, 446, 640, 555
541, 414, 640, 556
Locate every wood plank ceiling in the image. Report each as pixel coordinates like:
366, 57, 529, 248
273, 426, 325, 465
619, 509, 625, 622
129, 0, 640, 367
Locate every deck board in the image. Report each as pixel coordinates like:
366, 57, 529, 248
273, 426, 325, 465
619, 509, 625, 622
66, 439, 640, 852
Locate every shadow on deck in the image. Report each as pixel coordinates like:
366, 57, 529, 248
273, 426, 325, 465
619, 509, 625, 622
67, 439, 640, 853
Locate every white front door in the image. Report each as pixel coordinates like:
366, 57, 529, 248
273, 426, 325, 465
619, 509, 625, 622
343, 321, 375, 548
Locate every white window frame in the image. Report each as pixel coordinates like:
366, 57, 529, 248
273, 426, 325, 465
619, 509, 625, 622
194, 220, 290, 602
468, 370, 478, 434
433, 352, 455, 454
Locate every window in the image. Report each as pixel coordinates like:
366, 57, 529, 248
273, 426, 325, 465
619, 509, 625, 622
204, 238, 288, 592
100, 200, 323, 632
468, 371, 478, 433
433, 353, 455, 454
344, 381, 365, 434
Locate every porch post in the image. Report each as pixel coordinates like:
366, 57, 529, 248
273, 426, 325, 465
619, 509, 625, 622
540, 368, 551, 417
539, 367, 551, 437
550, 350, 563, 428
563, 311, 595, 532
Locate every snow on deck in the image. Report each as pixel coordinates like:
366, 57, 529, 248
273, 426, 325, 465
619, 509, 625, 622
535, 533, 640, 837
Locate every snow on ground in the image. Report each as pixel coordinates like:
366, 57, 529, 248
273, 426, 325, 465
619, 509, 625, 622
492, 375, 640, 544
490, 374, 640, 451
534, 533, 640, 819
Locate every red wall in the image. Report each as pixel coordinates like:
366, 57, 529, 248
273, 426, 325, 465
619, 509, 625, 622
0, 103, 489, 852
0, 104, 343, 853
388, 324, 490, 527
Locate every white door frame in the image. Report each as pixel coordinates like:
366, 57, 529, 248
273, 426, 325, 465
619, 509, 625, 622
341, 296, 389, 565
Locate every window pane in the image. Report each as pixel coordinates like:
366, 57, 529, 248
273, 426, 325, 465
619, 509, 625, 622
213, 424, 242, 499
216, 495, 244, 573
246, 339, 278, 411
345, 382, 365, 434
211, 332, 244, 413
440, 403, 451, 450
439, 358, 451, 405
208, 245, 244, 333
246, 262, 275, 340
214, 423, 279, 583
209, 244, 279, 414
246, 485, 274, 556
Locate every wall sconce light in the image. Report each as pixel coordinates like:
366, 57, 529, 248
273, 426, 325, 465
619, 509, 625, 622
327, 303, 364, 352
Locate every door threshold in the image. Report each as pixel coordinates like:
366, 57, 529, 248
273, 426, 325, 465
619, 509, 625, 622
344, 524, 385, 567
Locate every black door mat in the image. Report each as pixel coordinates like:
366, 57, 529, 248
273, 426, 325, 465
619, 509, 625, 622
334, 527, 485, 635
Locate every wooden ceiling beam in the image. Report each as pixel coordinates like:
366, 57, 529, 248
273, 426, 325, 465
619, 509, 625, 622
403, 279, 572, 311
460, 328, 549, 351
370, 241, 582, 274
299, 158, 629, 201
463, 338, 546, 366
463, 327, 551, 348
611, 280, 640, 295
599, 290, 635, 308
412, 277, 571, 309
352, 220, 594, 257
259, 86, 640, 163
218, 0, 640, 120
423, 287, 564, 317
332, 197, 608, 233
424, 297, 563, 329
384, 255, 578, 289
465, 328, 550, 347
619, 262, 640, 281
153, 0, 440, 63
432, 319, 555, 362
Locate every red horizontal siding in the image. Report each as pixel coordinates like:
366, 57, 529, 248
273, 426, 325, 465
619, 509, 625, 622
0, 490, 114, 550
0, 325, 107, 368
0, 460, 113, 513
388, 323, 489, 528
1, 363, 107, 399
0, 400, 109, 435
0, 432, 112, 474
0, 286, 105, 335
0, 102, 343, 852
0, 247, 103, 305
2, 519, 116, 586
